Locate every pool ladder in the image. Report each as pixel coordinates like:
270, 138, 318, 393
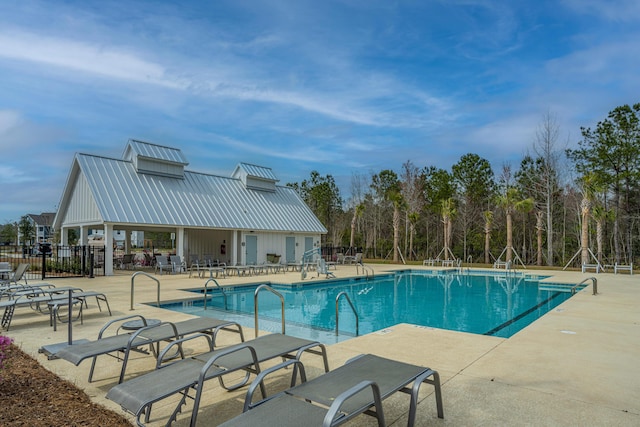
335, 292, 359, 336
254, 284, 285, 338
356, 263, 374, 278
130, 271, 160, 310
202, 278, 228, 310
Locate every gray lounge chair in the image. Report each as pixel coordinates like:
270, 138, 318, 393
47, 290, 112, 331
106, 333, 329, 426
222, 353, 444, 427
1, 288, 67, 330
1, 263, 30, 285
50, 315, 245, 383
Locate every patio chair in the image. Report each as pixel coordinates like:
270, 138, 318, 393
203, 254, 214, 266
106, 333, 330, 427
49, 315, 245, 383
317, 258, 336, 279
154, 256, 170, 275
0, 262, 11, 281
120, 254, 136, 270
344, 253, 362, 265
143, 252, 154, 267
2, 263, 30, 285
170, 255, 186, 274
188, 254, 200, 267
222, 353, 444, 427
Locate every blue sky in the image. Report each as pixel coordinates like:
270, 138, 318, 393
1, 0, 639, 223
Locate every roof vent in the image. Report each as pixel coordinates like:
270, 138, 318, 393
123, 139, 188, 179
231, 162, 278, 192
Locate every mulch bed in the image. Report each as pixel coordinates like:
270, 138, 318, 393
0, 344, 132, 426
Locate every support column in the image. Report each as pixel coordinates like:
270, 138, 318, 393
78, 226, 86, 246
176, 227, 185, 259
104, 223, 114, 276
231, 230, 238, 266
124, 230, 130, 253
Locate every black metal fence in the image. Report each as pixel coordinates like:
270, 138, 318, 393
0, 245, 105, 281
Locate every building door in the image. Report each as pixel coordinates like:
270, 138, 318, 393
245, 235, 258, 265
286, 236, 296, 262
304, 237, 314, 254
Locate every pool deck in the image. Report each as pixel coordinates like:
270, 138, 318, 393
4, 264, 639, 426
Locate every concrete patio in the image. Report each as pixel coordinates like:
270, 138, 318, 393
4, 264, 638, 426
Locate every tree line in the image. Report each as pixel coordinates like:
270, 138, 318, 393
289, 103, 640, 268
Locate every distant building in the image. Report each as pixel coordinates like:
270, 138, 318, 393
26, 212, 56, 244
53, 139, 326, 275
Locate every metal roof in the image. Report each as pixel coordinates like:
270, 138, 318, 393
124, 139, 189, 165
235, 162, 279, 181
72, 153, 326, 233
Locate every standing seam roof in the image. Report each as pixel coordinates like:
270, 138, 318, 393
75, 154, 326, 233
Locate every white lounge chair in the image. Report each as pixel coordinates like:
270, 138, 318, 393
317, 259, 336, 279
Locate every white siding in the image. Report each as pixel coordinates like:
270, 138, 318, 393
61, 172, 101, 225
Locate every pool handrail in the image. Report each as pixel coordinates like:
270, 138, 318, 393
203, 278, 227, 310
254, 284, 285, 338
572, 276, 598, 295
130, 271, 160, 310
335, 291, 359, 336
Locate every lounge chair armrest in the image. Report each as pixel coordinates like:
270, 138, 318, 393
197, 344, 261, 386
129, 321, 180, 346
243, 359, 308, 411
156, 333, 214, 368
97, 314, 148, 339
323, 380, 386, 427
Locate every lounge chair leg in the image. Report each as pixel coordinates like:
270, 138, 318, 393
408, 369, 444, 424
88, 356, 98, 383
2, 305, 15, 330
165, 388, 191, 426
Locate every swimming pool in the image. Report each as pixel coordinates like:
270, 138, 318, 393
158, 270, 582, 344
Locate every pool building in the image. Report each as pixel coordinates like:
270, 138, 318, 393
53, 139, 327, 275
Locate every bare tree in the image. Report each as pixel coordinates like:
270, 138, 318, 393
533, 110, 563, 266
400, 160, 424, 260
348, 172, 367, 252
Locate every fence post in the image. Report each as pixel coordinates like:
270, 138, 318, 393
41, 251, 46, 280
89, 246, 95, 279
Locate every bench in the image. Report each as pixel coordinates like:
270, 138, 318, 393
614, 262, 633, 275
581, 263, 602, 273
493, 260, 509, 269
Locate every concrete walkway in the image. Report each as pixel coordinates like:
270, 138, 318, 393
4, 265, 638, 426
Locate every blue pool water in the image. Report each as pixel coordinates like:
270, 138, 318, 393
158, 270, 581, 344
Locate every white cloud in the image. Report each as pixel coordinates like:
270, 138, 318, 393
0, 110, 23, 133
562, 0, 640, 22
0, 30, 185, 89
